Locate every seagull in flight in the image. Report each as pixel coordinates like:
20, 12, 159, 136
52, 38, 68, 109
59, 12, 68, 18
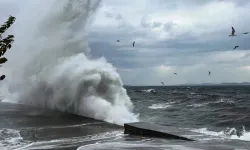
233, 46, 239, 50
117, 40, 120, 42
229, 27, 236, 36
208, 71, 211, 76
132, 41, 135, 47
174, 73, 177, 75
0, 75, 5, 80
161, 82, 164, 85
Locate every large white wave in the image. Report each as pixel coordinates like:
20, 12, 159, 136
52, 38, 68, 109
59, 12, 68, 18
0, 0, 139, 125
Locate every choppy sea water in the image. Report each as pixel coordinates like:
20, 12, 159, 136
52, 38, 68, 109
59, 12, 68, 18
1, 85, 250, 150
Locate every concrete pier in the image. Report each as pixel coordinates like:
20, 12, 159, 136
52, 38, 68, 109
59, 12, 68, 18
124, 122, 195, 141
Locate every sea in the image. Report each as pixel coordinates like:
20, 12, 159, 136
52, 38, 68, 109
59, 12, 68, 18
1, 0, 250, 149
1, 85, 250, 150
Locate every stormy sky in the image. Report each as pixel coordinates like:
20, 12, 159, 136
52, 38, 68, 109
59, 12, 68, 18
2, 0, 250, 85
88, 0, 250, 85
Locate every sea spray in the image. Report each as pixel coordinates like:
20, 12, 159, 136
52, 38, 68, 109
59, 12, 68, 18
1, 0, 139, 125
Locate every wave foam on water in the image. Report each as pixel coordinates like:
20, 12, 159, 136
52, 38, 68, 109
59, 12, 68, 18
0, 129, 30, 150
187, 98, 235, 108
191, 126, 250, 142
148, 103, 172, 110
16, 131, 123, 150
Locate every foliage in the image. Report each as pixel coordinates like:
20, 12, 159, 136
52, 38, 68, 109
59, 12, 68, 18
0, 16, 16, 80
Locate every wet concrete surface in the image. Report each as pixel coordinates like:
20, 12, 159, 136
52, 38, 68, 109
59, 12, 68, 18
0, 102, 123, 150
124, 122, 195, 141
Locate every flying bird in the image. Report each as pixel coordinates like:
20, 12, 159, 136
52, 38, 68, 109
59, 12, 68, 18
132, 41, 135, 47
0, 75, 5, 80
117, 40, 120, 42
233, 46, 239, 50
161, 82, 164, 85
208, 71, 211, 76
174, 73, 177, 75
229, 27, 236, 36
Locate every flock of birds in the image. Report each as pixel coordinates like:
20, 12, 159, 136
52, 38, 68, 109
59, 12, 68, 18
116, 26, 249, 86
231, 27, 249, 50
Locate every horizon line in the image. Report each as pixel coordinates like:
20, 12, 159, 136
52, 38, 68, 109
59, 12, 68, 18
123, 82, 250, 86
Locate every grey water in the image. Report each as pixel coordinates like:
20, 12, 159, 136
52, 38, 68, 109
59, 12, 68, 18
1, 85, 250, 150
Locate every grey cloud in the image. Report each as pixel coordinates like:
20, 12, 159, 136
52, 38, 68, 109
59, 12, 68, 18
140, 17, 149, 28
88, 0, 250, 85
0, 1, 21, 23
159, 0, 249, 8
89, 41, 238, 70
141, 19, 176, 31
104, 11, 113, 18
140, 17, 163, 28
115, 14, 123, 20
152, 22, 162, 28
89, 42, 168, 69
217, 0, 250, 6
104, 11, 123, 20
163, 22, 177, 31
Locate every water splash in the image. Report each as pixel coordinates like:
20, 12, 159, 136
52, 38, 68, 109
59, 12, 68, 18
1, 0, 139, 125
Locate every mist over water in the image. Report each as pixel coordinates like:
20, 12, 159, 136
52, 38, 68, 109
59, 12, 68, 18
1, 0, 139, 125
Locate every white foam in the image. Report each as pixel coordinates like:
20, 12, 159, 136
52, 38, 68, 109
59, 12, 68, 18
141, 89, 156, 93
148, 101, 176, 110
187, 103, 208, 108
191, 127, 250, 142
17, 131, 123, 150
191, 128, 225, 137
148, 103, 171, 109
20, 122, 103, 130
0, 129, 30, 150
1, 0, 139, 126
187, 98, 234, 108
216, 98, 234, 104
76, 142, 203, 150
229, 127, 250, 141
